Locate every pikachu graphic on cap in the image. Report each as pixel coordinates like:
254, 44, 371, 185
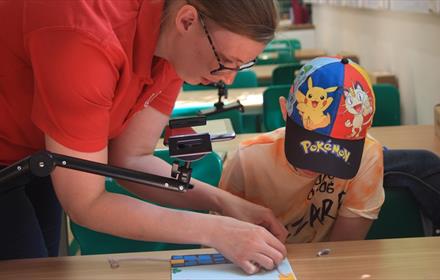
295, 76, 337, 130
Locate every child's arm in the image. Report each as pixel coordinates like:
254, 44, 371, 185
327, 216, 372, 241
331, 138, 384, 241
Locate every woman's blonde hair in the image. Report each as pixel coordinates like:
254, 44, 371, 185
165, 0, 279, 44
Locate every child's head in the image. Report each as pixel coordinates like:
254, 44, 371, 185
282, 57, 376, 179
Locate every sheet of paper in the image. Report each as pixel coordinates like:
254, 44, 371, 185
170, 253, 297, 280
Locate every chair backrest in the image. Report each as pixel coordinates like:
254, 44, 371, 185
182, 70, 258, 91
271, 63, 303, 86
372, 83, 401, 126
229, 70, 258, 88
262, 85, 291, 131
287, 39, 302, 51
264, 40, 290, 53
182, 83, 211, 91
366, 186, 425, 240
69, 150, 223, 255
264, 39, 301, 53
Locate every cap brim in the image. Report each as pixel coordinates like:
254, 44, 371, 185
285, 117, 365, 179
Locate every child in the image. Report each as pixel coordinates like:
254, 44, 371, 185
220, 57, 385, 243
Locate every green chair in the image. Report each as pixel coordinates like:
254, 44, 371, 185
229, 70, 258, 88
182, 82, 210, 91
271, 63, 303, 85
69, 150, 223, 255
260, 39, 301, 67
286, 39, 302, 51
262, 85, 291, 131
264, 39, 301, 53
372, 83, 401, 126
182, 70, 258, 91
264, 41, 289, 53
366, 186, 425, 239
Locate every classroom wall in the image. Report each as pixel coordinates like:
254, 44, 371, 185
312, 5, 440, 124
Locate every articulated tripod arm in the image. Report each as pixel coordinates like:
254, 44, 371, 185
0, 150, 194, 195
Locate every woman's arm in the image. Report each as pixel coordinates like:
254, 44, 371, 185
46, 133, 286, 274
108, 105, 224, 211
108, 106, 288, 242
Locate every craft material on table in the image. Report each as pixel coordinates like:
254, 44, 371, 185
170, 253, 297, 280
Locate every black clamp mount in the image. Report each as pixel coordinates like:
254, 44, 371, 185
199, 81, 244, 116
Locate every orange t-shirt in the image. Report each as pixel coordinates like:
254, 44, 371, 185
219, 128, 385, 243
0, 0, 182, 165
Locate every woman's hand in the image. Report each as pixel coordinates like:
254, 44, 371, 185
205, 215, 287, 275
217, 191, 288, 243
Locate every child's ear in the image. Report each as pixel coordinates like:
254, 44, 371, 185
279, 96, 288, 122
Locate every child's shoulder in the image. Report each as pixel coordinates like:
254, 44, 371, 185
365, 134, 383, 154
239, 128, 286, 149
358, 134, 384, 169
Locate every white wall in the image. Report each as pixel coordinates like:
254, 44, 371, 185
312, 5, 440, 124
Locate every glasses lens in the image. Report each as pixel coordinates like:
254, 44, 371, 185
238, 60, 256, 70
210, 60, 256, 75
210, 68, 233, 75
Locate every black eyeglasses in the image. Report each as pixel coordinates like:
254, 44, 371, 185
199, 14, 256, 76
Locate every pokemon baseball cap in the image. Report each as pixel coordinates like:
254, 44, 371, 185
285, 57, 375, 179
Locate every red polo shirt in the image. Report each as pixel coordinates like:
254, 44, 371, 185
0, 0, 182, 165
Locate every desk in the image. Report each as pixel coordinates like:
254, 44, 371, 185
1, 237, 439, 279
295, 48, 327, 60
176, 87, 267, 113
369, 125, 440, 155
157, 125, 440, 157
253, 64, 277, 83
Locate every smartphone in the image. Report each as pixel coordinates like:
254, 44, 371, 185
163, 118, 236, 146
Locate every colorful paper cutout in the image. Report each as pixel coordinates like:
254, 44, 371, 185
170, 253, 297, 280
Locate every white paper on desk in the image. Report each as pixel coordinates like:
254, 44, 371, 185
171, 258, 297, 280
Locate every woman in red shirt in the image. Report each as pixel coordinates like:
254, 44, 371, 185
0, 0, 287, 274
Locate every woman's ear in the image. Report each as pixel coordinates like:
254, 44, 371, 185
174, 4, 198, 33
279, 96, 287, 122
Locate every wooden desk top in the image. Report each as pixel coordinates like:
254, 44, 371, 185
295, 48, 327, 60
369, 125, 440, 155
276, 23, 315, 31
176, 87, 267, 113
253, 64, 277, 81
159, 125, 440, 156
1, 237, 439, 279
288, 237, 440, 279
